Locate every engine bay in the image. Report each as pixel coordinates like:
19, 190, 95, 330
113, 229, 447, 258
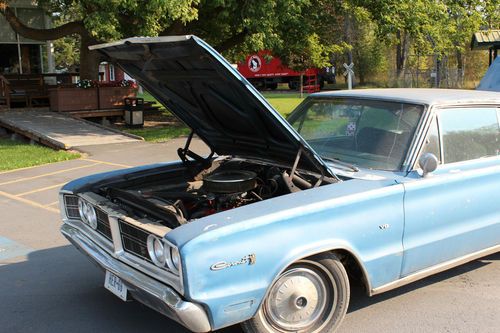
99, 158, 337, 229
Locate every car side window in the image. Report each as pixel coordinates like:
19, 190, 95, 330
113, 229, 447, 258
418, 117, 441, 163
438, 107, 500, 164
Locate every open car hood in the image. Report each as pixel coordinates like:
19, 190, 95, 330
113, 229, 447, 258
90, 36, 332, 176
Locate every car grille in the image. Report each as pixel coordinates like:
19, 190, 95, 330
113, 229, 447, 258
64, 195, 112, 241
118, 219, 152, 263
95, 208, 112, 241
64, 195, 80, 219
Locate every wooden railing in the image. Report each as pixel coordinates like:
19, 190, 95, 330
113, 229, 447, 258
0, 75, 11, 108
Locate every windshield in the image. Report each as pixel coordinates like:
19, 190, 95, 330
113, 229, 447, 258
288, 98, 424, 171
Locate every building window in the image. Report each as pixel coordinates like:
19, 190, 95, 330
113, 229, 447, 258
109, 64, 115, 81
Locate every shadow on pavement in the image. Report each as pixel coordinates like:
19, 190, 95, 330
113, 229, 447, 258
348, 252, 500, 313
0, 245, 189, 333
1, 244, 497, 332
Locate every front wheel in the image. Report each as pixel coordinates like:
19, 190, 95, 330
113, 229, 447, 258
242, 253, 350, 333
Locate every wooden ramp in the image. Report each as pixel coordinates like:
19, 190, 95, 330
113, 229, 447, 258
0, 110, 142, 150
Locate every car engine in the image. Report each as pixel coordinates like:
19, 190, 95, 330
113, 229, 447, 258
100, 159, 334, 229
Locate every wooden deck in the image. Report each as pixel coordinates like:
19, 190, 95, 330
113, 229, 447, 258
0, 109, 142, 150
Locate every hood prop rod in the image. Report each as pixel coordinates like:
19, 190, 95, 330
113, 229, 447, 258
178, 130, 214, 165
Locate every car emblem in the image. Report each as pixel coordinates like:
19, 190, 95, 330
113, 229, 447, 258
210, 254, 256, 271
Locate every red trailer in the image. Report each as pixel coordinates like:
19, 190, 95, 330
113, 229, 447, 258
237, 50, 335, 91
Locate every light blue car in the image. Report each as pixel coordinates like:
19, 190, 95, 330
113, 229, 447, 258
60, 36, 500, 333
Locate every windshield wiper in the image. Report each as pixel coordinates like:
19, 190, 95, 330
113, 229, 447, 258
321, 157, 359, 172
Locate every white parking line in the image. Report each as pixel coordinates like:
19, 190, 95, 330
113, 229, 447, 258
0, 190, 59, 214
0, 163, 99, 186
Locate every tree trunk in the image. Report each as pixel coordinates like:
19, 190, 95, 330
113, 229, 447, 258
1, 4, 86, 39
435, 56, 441, 88
396, 30, 409, 81
344, 14, 353, 65
1, 2, 100, 79
79, 35, 101, 80
456, 50, 464, 88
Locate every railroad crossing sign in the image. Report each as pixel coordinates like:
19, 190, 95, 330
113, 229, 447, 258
343, 63, 354, 90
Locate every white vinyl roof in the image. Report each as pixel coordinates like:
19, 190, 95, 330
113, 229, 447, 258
313, 88, 500, 106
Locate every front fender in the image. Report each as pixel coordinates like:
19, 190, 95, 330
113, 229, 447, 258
170, 179, 405, 329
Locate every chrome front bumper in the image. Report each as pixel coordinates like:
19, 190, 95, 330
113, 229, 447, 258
61, 223, 211, 332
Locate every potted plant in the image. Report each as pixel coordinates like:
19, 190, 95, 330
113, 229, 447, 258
49, 79, 137, 112
49, 79, 98, 112
98, 80, 138, 109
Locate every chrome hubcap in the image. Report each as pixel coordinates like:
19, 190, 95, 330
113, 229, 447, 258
264, 267, 329, 331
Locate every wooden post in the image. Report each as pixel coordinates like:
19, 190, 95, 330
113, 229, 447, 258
300, 74, 303, 99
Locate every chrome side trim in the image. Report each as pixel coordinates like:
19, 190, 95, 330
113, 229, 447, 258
370, 244, 500, 296
61, 223, 211, 333
109, 216, 124, 255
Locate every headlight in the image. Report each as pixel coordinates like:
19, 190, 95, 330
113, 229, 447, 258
86, 204, 97, 230
147, 235, 166, 266
170, 247, 181, 271
77, 198, 97, 230
78, 198, 87, 223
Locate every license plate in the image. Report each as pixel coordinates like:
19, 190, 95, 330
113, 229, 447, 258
104, 271, 127, 301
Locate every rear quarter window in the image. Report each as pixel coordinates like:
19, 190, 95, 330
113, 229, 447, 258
438, 107, 500, 163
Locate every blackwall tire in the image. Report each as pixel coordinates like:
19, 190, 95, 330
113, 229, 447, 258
241, 253, 350, 333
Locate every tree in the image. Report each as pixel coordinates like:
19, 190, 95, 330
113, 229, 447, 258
441, 0, 483, 86
0, 0, 200, 79
350, 13, 387, 85
365, 0, 450, 80
0, 0, 350, 81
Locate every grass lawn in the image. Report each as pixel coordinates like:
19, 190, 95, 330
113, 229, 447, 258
134, 91, 306, 142
138, 91, 306, 117
124, 126, 190, 142
0, 138, 80, 171
261, 92, 307, 117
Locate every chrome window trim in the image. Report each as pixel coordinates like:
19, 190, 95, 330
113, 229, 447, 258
436, 105, 500, 165
409, 103, 500, 171
288, 96, 429, 173
403, 104, 432, 173
409, 109, 442, 171
401, 104, 430, 172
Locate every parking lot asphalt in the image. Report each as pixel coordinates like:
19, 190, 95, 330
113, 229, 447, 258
0, 139, 498, 333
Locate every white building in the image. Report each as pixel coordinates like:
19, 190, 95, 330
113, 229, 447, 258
0, 0, 54, 74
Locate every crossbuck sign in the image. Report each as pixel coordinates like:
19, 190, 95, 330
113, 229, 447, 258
343, 63, 354, 90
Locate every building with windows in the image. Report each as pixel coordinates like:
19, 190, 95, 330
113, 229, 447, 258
0, 0, 54, 75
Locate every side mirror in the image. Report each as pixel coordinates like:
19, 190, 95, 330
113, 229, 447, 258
418, 153, 438, 177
